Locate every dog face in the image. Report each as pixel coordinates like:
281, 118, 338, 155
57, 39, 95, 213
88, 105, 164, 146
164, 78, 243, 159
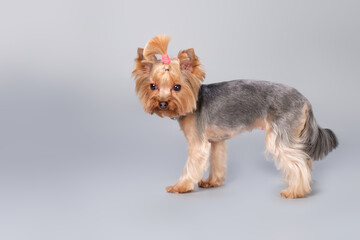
132, 35, 205, 118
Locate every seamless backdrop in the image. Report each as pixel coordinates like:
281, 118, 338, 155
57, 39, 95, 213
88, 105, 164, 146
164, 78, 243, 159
0, 0, 359, 240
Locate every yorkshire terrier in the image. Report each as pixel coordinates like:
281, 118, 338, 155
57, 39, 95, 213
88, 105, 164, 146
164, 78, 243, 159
132, 34, 338, 198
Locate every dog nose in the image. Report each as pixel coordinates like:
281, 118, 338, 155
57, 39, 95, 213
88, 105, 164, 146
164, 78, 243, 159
159, 101, 168, 109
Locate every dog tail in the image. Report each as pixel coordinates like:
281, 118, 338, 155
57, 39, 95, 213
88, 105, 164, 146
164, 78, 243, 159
301, 105, 338, 160
143, 34, 171, 61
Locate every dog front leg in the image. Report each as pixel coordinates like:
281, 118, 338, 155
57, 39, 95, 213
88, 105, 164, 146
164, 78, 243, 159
166, 140, 211, 193
198, 141, 227, 188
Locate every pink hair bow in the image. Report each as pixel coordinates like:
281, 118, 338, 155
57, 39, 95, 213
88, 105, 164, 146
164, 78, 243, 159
162, 54, 171, 65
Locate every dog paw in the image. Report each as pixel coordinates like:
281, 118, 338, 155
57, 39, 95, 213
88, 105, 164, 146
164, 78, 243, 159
166, 181, 194, 194
280, 189, 307, 199
198, 178, 223, 188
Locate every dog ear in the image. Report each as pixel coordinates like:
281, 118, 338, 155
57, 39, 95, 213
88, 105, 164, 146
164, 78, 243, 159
133, 48, 155, 94
178, 48, 195, 71
178, 48, 205, 81
135, 48, 153, 72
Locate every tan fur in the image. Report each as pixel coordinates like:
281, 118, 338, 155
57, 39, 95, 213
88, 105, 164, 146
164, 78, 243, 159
132, 34, 205, 118
143, 34, 171, 60
178, 48, 206, 81
205, 118, 265, 142
252, 118, 266, 130
295, 104, 309, 137
198, 141, 227, 188
265, 110, 312, 199
166, 114, 211, 193
205, 126, 236, 142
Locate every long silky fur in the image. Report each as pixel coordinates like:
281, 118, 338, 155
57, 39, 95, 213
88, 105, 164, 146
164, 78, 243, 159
132, 34, 205, 118
143, 34, 171, 60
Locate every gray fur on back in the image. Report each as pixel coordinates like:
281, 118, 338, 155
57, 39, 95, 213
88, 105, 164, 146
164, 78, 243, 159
196, 80, 307, 129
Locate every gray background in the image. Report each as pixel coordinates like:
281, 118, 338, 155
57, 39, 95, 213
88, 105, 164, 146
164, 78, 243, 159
1, 0, 359, 239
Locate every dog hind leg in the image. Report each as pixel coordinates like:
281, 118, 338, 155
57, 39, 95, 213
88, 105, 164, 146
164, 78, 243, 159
265, 123, 312, 199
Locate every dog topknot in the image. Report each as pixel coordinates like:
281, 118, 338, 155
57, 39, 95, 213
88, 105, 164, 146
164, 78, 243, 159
143, 34, 171, 61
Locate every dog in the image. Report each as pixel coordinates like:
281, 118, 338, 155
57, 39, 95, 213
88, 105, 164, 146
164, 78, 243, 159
132, 34, 338, 198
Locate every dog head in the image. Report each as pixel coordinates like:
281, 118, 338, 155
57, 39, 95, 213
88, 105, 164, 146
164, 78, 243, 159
132, 34, 205, 118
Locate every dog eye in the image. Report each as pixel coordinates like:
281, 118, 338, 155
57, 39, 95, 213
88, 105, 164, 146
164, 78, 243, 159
150, 84, 157, 90
173, 85, 181, 91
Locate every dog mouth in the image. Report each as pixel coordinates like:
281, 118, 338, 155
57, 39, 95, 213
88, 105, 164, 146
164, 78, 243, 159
155, 103, 180, 118
145, 97, 183, 118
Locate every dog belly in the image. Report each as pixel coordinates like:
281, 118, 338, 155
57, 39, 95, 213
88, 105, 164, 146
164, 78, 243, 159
205, 118, 266, 142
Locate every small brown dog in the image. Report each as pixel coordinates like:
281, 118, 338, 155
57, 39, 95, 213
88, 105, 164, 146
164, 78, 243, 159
132, 34, 338, 198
